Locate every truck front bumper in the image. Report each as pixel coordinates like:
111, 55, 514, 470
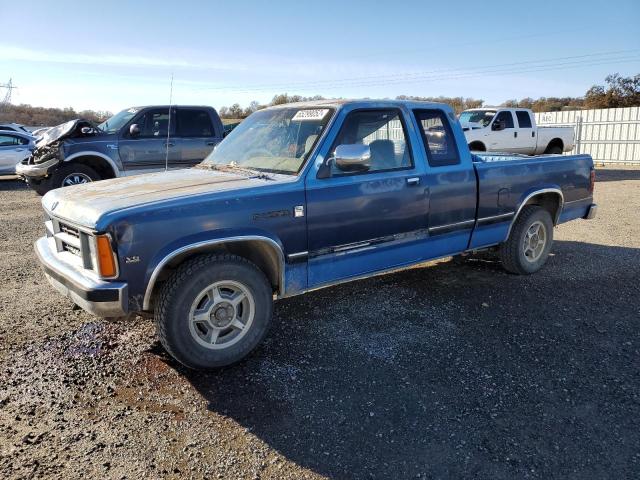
35, 236, 129, 317
16, 158, 59, 179
584, 203, 598, 220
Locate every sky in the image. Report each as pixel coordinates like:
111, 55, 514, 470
1, 0, 639, 114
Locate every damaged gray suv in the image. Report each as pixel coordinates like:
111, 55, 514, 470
16, 105, 224, 195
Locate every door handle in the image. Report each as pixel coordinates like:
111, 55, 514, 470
164, 142, 175, 147
532, 132, 535, 137
206, 141, 216, 146
406, 177, 420, 186
514, 132, 518, 138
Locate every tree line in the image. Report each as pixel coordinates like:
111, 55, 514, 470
0, 104, 111, 127
1, 73, 637, 125
218, 73, 639, 119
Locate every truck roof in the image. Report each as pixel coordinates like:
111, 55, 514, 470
128, 105, 217, 111
463, 107, 532, 112
265, 99, 454, 112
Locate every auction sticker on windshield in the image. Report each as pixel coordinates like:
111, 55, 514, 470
292, 109, 330, 121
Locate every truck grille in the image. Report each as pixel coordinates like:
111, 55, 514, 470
46, 216, 94, 270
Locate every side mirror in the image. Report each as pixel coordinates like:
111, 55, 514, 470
334, 144, 371, 173
492, 120, 505, 131
129, 124, 141, 137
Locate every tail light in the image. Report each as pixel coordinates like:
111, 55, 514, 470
589, 167, 596, 194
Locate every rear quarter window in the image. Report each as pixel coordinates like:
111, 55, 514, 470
516, 111, 532, 128
177, 109, 215, 137
413, 109, 460, 167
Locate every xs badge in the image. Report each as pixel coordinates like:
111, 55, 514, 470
125, 256, 140, 264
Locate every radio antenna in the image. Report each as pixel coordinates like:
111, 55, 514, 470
165, 73, 174, 172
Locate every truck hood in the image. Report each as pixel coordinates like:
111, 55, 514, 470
36, 119, 100, 148
42, 167, 290, 229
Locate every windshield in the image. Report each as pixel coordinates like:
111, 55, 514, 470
98, 107, 140, 133
459, 110, 496, 127
202, 107, 333, 175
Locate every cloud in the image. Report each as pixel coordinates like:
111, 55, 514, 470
0, 44, 248, 71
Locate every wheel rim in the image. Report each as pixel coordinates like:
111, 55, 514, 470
62, 173, 92, 186
188, 280, 255, 350
523, 220, 547, 262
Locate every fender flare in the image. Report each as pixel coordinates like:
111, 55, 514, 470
64, 151, 120, 177
504, 187, 564, 240
142, 235, 286, 310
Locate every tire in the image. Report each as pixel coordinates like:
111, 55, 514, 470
50, 163, 101, 190
545, 145, 563, 155
499, 205, 553, 274
155, 253, 273, 370
469, 142, 486, 152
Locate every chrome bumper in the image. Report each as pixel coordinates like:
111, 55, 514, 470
35, 236, 128, 317
16, 158, 59, 179
584, 203, 598, 220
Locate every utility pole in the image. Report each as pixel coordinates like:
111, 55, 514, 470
0, 78, 17, 112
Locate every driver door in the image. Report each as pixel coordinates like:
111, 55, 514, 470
304, 108, 429, 287
488, 110, 517, 152
118, 107, 178, 174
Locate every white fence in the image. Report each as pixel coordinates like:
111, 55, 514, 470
535, 106, 640, 165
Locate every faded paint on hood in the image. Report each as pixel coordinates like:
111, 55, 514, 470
41, 168, 289, 229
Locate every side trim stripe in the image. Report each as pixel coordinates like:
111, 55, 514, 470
476, 212, 515, 224
428, 219, 475, 233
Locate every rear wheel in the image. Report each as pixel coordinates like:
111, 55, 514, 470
499, 206, 553, 274
545, 144, 563, 155
154, 253, 273, 370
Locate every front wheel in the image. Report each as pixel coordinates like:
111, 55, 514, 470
51, 163, 101, 190
154, 253, 273, 370
499, 206, 554, 274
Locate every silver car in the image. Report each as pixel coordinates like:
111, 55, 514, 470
0, 131, 35, 175
0, 123, 31, 134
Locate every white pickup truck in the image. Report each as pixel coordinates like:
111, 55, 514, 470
459, 108, 575, 155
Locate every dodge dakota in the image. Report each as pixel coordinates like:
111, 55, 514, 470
35, 100, 597, 369
459, 107, 574, 155
17, 105, 224, 195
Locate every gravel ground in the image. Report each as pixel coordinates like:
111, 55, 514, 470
0, 168, 639, 479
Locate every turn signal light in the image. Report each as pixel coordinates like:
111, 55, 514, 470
96, 235, 117, 278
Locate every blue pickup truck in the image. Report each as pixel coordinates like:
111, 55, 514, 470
35, 99, 597, 369
17, 105, 224, 195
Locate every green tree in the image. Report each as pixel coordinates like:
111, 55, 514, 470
585, 73, 640, 108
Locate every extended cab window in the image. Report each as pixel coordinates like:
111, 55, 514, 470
494, 111, 514, 129
413, 109, 460, 167
330, 109, 412, 175
516, 110, 532, 128
177, 109, 214, 137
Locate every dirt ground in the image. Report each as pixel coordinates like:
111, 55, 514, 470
0, 168, 638, 479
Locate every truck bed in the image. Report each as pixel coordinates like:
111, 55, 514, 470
469, 152, 594, 249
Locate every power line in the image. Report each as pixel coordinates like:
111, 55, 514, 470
194, 49, 640, 94
210, 55, 640, 96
